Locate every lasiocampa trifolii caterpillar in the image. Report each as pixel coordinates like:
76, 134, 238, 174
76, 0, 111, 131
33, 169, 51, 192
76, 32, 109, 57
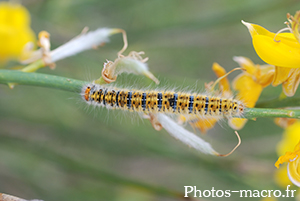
82, 83, 245, 117
80, 30, 243, 155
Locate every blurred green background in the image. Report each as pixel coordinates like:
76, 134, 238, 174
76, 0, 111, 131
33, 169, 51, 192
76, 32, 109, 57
1, 0, 300, 200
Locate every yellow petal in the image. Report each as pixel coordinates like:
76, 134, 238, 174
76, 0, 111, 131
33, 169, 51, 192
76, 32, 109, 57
0, 2, 36, 63
189, 117, 219, 133
0, 2, 31, 28
233, 56, 257, 75
178, 115, 187, 124
243, 21, 300, 68
257, 65, 275, 87
275, 151, 297, 168
228, 118, 248, 130
277, 121, 300, 156
243, 20, 300, 49
275, 32, 300, 48
274, 164, 292, 188
253, 34, 300, 68
242, 20, 274, 38
282, 68, 300, 97
274, 118, 297, 129
232, 74, 263, 108
232, 56, 275, 87
229, 73, 263, 130
212, 62, 231, 94
273, 66, 293, 86
288, 158, 300, 187
275, 140, 300, 168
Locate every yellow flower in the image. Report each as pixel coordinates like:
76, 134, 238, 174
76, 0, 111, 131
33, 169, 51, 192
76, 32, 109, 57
181, 58, 273, 132
243, 11, 300, 96
212, 62, 232, 96
180, 115, 220, 134
275, 121, 300, 187
229, 56, 274, 129
274, 164, 292, 188
274, 118, 297, 129
272, 66, 300, 97
0, 2, 36, 64
242, 20, 300, 68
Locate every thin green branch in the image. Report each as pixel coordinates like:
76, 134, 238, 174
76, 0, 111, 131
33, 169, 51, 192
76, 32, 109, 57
1, 69, 300, 119
0, 69, 83, 93
243, 108, 300, 119
21, 59, 45, 72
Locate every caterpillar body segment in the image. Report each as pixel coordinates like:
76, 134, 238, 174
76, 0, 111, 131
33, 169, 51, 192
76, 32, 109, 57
83, 84, 244, 117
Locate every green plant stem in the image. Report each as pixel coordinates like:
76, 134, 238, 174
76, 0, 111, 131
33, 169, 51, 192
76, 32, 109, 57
94, 76, 108, 85
0, 69, 83, 93
243, 108, 300, 119
1, 69, 300, 119
21, 59, 45, 72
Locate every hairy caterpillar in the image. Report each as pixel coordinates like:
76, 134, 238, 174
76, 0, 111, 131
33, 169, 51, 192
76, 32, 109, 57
82, 83, 245, 117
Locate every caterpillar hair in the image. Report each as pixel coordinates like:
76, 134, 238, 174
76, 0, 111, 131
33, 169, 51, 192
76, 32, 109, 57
82, 83, 245, 118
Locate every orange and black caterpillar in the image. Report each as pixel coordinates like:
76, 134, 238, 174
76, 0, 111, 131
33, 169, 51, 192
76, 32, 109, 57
82, 84, 245, 117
